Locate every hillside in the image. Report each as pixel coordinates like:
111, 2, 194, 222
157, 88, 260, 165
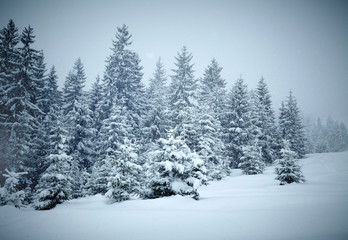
1, 152, 348, 240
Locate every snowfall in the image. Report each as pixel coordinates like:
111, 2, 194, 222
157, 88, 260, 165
1, 152, 348, 240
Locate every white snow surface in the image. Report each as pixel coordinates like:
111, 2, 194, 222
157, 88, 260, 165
1, 152, 348, 240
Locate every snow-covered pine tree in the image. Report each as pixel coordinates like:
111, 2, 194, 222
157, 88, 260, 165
0, 169, 27, 208
199, 58, 227, 119
239, 142, 265, 175
0, 25, 46, 198
87, 157, 112, 195
255, 77, 277, 164
28, 51, 50, 190
62, 58, 85, 116
143, 58, 169, 143
106, 138, 142, 202
92, 96, 137, 196
222, 77, 251, 168
278, 91, 306, 158
33, 150, 72, 210
275, 140, 305, 185
89, 75, 103, 131
141, 58, 170, 175
62, 59, 94, 198
197, 59, 228, 179
169, 46, 199, 151
85, 75, 103, 188
32, 61, 72, 210
196, 109, 227, 180
99, 25, 145, 142
42, 65, 62, 158
66, 99, 94, 198
147, 133, 207, 200
0, 20, 21, 182
248, 90, 262, 143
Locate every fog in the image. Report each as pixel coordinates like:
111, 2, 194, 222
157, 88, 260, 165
1, 0, 347, 125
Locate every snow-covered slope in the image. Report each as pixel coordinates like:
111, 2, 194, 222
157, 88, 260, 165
1, 152, 348, 240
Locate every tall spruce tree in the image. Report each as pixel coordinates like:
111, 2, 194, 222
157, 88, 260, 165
199, 58, 226, 119
196, 110, 227, 179
0, 20, 21, 182
143, 58, 169, 143
255, 77, 277, 164
278, 91, 306, 158
197, 59, 227, 179
105, 138, 142, 202
33, 62, 72, 209
62, 58, 86, 116
92, 96, 136, 196
99, 24, 145, 137
62, 59, 93, 198
169, 46, 199, 151
8, 26, 43, 192
222, 78, 251, 167
89, 75, 103, 131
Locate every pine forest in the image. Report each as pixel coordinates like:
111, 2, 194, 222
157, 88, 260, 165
1, 20, 347, 210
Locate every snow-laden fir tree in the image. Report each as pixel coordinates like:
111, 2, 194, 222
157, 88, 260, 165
0, 25, 45, 197
33, 63, 72, 210
147, 133, 207, 200
99, 24, 145, 141
62, 58, 85, 115
106, 138, 142, 202
0, 169, 27, 208
62, 59, 94, 198
196, 109, 227, 180
275, 140, 305, 185
92, 96, 139, 197
66, 99, 94, 198
143, 58, 169, 143
33, 149, 72, 210
169, 46, 199, 151
87, 157, 112, 195
88, 75, 103, 131
85, 75, 103, 186
222, 78, 251, 167
27, 51, 50, 190
239, 142, 265, 175
0, 20, 21, 182
199, 59, 227, 119
255, 77, 277, 164
278, 91, 306, 158
197, 59, 228, 179
141, 58, 170, 174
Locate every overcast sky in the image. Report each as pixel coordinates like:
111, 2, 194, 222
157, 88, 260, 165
1, 0, 348, 125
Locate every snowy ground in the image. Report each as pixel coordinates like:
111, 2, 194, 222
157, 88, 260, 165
1, 152, 348, 240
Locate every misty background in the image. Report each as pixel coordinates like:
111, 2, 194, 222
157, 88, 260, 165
1, 0, 347, 125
